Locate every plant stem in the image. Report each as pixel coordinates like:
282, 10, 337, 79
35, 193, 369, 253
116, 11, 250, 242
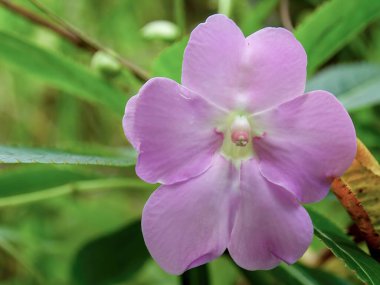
218, 0, 233, 17
174, 0, 186, 36
0, 178, 152, 207
279, 0, 293, 31
0, 0, 149, 81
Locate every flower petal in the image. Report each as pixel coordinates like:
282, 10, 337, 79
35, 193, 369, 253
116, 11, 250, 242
122, 95, 139, 150
129, 77, 225, 184
182, 15, 306, 112
228, 159, 313, 270
244, 28, 307, 112
181, 14, 245, 110
142, 155, 239, 275
253, 91, 357, 203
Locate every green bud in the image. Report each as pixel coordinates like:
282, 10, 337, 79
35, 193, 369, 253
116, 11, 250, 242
91, 51, 121, 78
141, 20, 180, 41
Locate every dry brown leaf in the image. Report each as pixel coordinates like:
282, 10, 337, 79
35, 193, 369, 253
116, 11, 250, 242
332, 139, 380, 258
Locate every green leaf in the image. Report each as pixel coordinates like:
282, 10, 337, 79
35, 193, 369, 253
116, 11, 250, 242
308, 208, 380, 285
306, 63, 380, 111
181, 264, 210, 285
0, 31, 126, 114
151, 36, 188, 82
0, 146, 136, 167
240, 0, 278, 35
0, 166, 149, 207
295, 0, 380, 74
298, 264, 353, 285
240, 263, 351, 285
0, 166, 98, 206
273, 265, 322, 285
72, 220, 150, 285
0, 167, 98, 198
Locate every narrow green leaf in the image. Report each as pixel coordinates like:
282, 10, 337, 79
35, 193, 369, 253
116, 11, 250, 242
0, 167, 149, 207
275, 265, 320, 285
0, 167, 98, 198
0, 146, 136, 167
298, 264, 353, 285
308, 208, 380, 285
306, 63, 380, 111
0, 166, 97, 206
72, 220, 150, 285
241, 263, 351, 285
240, 263, 352, 285
181, 264, 210, 285
295, 0, 380, 74
279, 264, 353, 285
0, 31, 126, 114
151, 37, 188, 82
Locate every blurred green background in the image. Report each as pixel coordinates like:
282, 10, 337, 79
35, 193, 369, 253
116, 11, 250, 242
0, 0, 380, 284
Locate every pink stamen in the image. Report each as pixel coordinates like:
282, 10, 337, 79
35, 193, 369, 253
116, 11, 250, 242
231, 130, 249, 147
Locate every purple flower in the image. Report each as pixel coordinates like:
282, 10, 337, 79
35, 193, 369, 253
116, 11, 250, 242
123, 14, 356, 274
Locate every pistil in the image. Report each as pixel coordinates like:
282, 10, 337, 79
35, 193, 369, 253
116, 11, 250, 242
220, 115, 254, 161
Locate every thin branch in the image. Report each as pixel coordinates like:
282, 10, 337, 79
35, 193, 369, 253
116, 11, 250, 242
0, 0, 149, 81
0, 0, 86, 48
279, 0, 293, 31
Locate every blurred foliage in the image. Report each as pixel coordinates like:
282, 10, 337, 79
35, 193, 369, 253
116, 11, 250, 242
0, 0, 380, 284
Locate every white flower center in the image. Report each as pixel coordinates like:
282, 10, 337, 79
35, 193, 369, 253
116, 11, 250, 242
219, 114, 254, 161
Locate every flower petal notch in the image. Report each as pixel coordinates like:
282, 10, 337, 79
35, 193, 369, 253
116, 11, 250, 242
123, 14, 357, 274
182, 15, 307, 112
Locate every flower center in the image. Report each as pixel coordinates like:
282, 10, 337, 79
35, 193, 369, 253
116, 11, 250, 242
219, 114, 254, 161
230, 116, 250, 146
231, 131, 249, 146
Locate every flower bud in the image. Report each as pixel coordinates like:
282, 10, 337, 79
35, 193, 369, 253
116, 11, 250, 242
141, 20, 180, 41
91, 51, 121, 78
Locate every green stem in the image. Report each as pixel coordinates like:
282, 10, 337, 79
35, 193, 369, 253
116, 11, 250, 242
218, 0, 233, 17
0, 178, 151, 207
174, 0, 186, 36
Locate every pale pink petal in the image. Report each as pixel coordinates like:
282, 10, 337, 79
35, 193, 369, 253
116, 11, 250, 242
142, 155, 239, 275
122, 95, 139, 150
182, 14, 245, 110
182, 15, 306, 112
228, 159, 313, 270
130, 77, 225, 184
253, 91, 357, 203
243, 28, 307, 112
